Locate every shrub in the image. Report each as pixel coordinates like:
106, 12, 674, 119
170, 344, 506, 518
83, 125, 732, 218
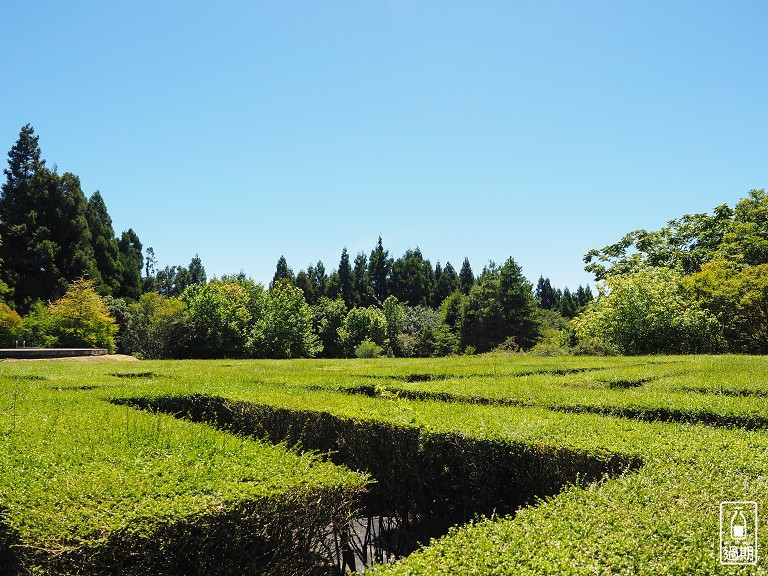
355, 338, 384, 358
573, 268, 720, 355
338, 306, 387, 357
0, 302, 21, 347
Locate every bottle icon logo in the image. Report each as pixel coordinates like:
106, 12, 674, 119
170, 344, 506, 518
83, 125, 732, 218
731, 507, 747, 540
720, 501, 758, 565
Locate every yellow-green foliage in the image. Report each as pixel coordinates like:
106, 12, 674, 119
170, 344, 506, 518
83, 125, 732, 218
47, 277, 118, 352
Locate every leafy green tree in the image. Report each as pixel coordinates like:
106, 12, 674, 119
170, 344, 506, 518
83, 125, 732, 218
685, 259, 768, 353
15, 301, 57, 347
125, 292, 187, 359
86, 191, 123, 295
397, 304, 458, 357
459, 257, 474, 295
312, 296, 347, 357
338, 306, 387, 357
181, 279, 254, 358
338, 248, 355, 308
368, 237, 392, 303
574, 268, 720, 355
383, 295, 406, 355
47, 277, 118, 352
440, 291, 465, 336
719, 189, 768, 266
249, 280, 321, 358
117, 229, 143, 301
583, 200, 737, 280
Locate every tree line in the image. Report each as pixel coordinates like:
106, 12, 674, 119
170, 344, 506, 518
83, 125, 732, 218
0, 126, 597, 358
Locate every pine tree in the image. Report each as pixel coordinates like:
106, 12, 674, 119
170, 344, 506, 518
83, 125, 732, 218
86, 191, 123, 295
117, 229, 143, 301
368, 236, 391, 303
272, 255, 294, 286
433, 261, 459, 306
534, 276, 559, 310
188, 254, 206, 285
338, 248, 355, 308
0, 124, 46, 309
459, 257, 474, 295
0, 126, 98, 310
353, 251, 369, 306
310, 260, 327, 303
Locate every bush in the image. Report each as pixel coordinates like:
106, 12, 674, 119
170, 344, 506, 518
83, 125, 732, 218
355, 338, 384, 358
573, 268, 720, 355
0, 302, 21, 347
338, 306, 387, 357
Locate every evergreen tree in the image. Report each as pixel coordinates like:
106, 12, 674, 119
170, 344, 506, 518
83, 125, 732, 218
560, 287, 577, 318
534, 276, 559, 310
368, 236, 392, 303
188, 254, 206, 286
461, 258, 540, 351
272, 255, 294, 286
338, 248, 355, 308
353, 251, 369, 306
459, 257, 474, 295
117, 229, 143, 301
143, 246, 157, 292
309, 260, 327, 303
0, 125, 49, 309
391, 247, 434, 306
295, 270, 313, 302
86, 191, 123, 295
432, 261, 459, 307
0, 126, 100, 310
575, 284, 594, 308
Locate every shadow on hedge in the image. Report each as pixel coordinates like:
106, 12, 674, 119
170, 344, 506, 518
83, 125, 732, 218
114, 394, 641, 573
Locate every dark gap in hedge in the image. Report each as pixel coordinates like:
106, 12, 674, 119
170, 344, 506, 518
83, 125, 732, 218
358, 366, 606, 384
6, 375, 46, 382
0, 506, 22, 576
109, 372, 162, 379
49, 384, 101, 391
605, 377, 656, 389
113, 394, 641, 574
680, 386, 768, 398
347, 386, 768, 430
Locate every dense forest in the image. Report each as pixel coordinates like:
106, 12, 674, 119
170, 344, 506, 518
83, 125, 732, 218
1, 125, 766, 358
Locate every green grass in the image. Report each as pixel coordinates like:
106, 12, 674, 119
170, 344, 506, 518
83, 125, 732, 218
2, 355, 768, 574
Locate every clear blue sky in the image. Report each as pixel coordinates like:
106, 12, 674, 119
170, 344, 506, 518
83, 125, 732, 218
2, 1, 766, 291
